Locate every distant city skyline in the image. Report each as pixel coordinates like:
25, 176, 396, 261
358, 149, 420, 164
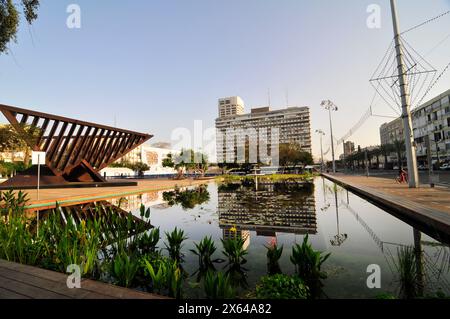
1, 0, 450, 162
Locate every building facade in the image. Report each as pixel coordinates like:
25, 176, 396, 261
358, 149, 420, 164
100, 145, 178, 176
218, 96, 245, 118
215, 100, 312, 165
379, 89, 450, 164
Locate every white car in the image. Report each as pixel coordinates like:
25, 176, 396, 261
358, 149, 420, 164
440, 163, 450, 170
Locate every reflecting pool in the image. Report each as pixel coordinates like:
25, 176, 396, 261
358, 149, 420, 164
110, 177, 450, 298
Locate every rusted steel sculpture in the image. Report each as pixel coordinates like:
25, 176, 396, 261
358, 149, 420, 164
0, 104, 152, 188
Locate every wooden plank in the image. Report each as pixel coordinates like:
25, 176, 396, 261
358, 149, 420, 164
80, 280, 166, 299
0, 274, 70, 299
0, 266, 110, 299
0, 287, 30, 299
0, 259, 166, 299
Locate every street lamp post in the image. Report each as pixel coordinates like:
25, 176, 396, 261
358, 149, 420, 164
316, 129, 325, 172
321, 100, 338, 173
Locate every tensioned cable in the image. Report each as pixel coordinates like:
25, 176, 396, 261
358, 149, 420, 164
401, 10, 450, 35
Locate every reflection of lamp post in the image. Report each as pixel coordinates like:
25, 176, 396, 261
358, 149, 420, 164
315, 129, 325, 172
330, 187, 347, 246
321, 100, 338, 173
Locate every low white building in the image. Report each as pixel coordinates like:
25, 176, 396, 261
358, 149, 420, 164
100, 145, 178, 177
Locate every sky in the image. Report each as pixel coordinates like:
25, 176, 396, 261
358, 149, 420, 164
1, 0, 450, 161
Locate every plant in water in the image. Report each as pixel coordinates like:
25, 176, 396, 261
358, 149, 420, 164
265, 238, 283, 275
394, 246, 422, 299
137, 227, 160, 254
144, 256, 183, 298
204, 271, 235, 299
255, 274, 309, 299
290, 234, 330, 298
190, 236, 217, 269
165, 227, 188, 262
221, 237, 248, 265
110, 244, 140, 288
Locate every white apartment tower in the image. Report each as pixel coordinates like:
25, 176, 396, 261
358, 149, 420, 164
218, 96, 245, 118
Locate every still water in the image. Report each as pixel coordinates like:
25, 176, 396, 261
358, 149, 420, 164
113, 177, 450, 298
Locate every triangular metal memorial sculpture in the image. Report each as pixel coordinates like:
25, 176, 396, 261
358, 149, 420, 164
0, 104, 152, 189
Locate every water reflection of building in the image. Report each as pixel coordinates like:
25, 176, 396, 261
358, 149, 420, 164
222, 228, 251, 250
218, 183, 317, 237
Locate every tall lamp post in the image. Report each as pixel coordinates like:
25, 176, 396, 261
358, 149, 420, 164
315, 129, 325, 172
321, 100, 338, 173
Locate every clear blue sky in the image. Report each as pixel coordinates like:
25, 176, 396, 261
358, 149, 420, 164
1, 0, 450, 160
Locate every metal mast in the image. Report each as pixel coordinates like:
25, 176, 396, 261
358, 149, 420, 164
390, 0, 419, 188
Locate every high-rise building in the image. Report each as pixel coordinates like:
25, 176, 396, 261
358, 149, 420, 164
215, 100, 312, 164
218, 96, 245, 118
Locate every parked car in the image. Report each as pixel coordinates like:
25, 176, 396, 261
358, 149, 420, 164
418, 165, 428, 171
440, 163, 450, 170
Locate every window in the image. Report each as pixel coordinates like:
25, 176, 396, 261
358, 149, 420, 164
448, 118, 450, 127
442, 95, 449, 106
434, 132, 442, 141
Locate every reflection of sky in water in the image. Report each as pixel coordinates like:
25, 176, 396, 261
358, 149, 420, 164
121, 178, 450, 298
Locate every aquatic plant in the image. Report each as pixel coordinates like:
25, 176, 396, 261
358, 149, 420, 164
136, 227, 160, 254
190, 236, 217, 269
110, 248, 140, 288
265, 239, 283, 275
394, 246, 422, 299
144, 256, 183, 298
255, 274, 309, 299
290, 234, 330, 298
221, 238, 248, 265
139, 204, 151, 219
165, 227, 188, 262
204, 271, 235, 299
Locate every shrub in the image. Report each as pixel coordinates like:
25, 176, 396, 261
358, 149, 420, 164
256, 274, 309, 299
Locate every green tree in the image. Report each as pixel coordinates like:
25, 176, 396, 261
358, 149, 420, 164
128, 162, 150, 177
162, 149, 209, 179
0, 124, 31, 163
279, 143, 313, 168
0, 0, 40, 54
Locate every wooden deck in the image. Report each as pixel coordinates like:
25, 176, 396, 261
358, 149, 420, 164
323, 173, 450, 237
0, 259, 166, 299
